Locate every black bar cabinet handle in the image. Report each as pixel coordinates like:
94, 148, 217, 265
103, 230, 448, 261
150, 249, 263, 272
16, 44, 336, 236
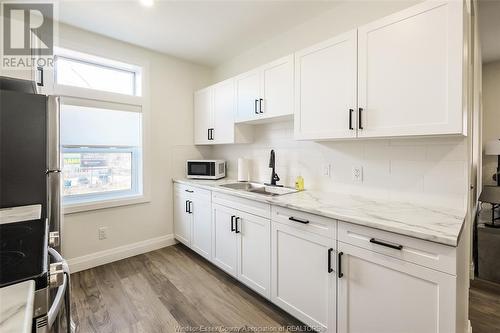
289, 216, 309, 224
328, 248, 334, 273
338, 252, 344, 278
185, 189, 194, 193
207, 128, 211, 140
37, 66, 44, 86
231, 215, 236, 232
255, 99, 259, 114
349, 109, 354, 130
235, 217, 241, 233
259, 98, 264, 113
185, 200, 189, 213
369, 238, 403, 250
358, 108, 363, 130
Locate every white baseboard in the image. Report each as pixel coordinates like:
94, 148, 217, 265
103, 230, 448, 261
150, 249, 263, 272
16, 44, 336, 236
469, 320, 472, 333
67, 234, 177, 273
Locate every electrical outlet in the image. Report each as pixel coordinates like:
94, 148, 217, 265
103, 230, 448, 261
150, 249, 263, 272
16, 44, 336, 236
322, 163, 331, 177
98, 227, 107, 240
352, 166, 363, 183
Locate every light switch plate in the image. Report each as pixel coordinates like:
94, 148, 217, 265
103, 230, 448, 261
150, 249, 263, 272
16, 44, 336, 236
98, 227, 108, 240
322, 164, 331, 177
352, 166, 363, 183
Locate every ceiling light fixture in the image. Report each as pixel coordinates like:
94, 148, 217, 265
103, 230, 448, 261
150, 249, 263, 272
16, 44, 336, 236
139, 0, 154, 7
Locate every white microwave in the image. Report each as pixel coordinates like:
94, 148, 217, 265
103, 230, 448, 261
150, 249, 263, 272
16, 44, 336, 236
186, 160, 226, 180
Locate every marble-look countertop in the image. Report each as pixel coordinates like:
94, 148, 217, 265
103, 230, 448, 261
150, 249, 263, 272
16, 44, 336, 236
0, 204, 41, 225
0, 280, 35, 333
174, 179, 466, 247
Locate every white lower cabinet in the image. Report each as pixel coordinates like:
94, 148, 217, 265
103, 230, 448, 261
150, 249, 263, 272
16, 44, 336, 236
212, 203, 271, 298
174, 185, 465, 333
271, 219, 336, 332
190, 189, 212, 259
337, 241, 457, 333
173, 184, 212, 260
212, 203, 238, 276
173, 186, 191, 246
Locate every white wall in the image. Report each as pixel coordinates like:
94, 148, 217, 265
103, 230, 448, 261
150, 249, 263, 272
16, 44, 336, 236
54, 24, 212, 262
213, 0, 420, 81
210, 0, 467, 210
482, 60, 500, 186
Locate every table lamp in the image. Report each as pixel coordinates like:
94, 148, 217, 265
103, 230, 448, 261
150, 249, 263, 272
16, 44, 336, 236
485, 139, 500, 186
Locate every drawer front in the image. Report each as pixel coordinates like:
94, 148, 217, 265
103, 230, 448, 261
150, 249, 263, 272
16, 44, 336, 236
338, 221, 456, 275
174, 183, 211, 199
271, 206, 336, 240
212, 192, 270, 219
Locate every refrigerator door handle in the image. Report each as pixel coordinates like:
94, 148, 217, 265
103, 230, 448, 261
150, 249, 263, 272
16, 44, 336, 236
47, 170, 62, 249
47, 96, 62, 250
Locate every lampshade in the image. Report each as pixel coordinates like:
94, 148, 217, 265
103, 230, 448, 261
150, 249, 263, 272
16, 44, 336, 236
486, 139, 500, 155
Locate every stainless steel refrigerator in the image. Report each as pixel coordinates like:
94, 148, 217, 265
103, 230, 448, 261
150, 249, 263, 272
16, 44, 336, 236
0, 76, 73, 332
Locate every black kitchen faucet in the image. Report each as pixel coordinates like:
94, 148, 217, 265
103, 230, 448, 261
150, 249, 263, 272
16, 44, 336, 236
266, 149, 282, 187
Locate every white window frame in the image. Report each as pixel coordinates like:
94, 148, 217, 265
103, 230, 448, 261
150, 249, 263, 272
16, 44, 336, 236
51, 45, 151, 215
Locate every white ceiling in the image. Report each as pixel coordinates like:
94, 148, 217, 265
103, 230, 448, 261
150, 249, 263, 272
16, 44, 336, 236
479, 0, 500, 64
58, 0, 338, 67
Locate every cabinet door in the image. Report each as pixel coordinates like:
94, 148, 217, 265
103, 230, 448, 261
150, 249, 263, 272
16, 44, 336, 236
173, 187, 191, 246
271, 222, 335, 331
236, 211, 271, 298
294, 30, 357, 140
191, 189, 212, 260
212, 204, 238, 277
194, 87, 213, 145
212, 79, 235, 144
337, 242, 456, 333
357, 1, 464, 137
260, 55, 294, 119
235, 70, 261, 122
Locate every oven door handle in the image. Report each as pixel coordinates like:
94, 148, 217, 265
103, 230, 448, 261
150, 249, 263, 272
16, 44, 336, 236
47, 272, 67, 328
48, 247, 74, 332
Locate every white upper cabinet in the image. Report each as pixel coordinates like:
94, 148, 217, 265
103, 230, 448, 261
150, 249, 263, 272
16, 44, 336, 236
235, 55, 294, 123
212, 79, 236, 144
357, 0, 465, 138
194, 0, 468, 142
260, 55, 294, 120
194, 87, 213, 145
194, 79, 253, 145
235, 70, 261, 122
294, 30, 358, 140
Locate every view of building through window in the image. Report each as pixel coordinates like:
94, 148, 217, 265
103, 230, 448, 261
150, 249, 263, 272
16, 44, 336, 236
62, 151, 133, 196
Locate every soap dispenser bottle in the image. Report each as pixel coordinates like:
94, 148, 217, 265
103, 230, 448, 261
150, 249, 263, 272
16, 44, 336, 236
295, 175, 304, 191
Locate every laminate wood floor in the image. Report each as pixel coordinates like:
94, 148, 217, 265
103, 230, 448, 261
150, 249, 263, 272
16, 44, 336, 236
71, 244, 500, 333
470, 278, 500, 333
70, 244, 303, 333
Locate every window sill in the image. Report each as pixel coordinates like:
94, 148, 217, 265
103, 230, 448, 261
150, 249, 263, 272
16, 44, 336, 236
63, 195, 150, 214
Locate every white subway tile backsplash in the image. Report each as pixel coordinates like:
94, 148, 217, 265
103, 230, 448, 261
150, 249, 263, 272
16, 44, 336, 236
209, 120, 467, 210
389, 145, 427, 161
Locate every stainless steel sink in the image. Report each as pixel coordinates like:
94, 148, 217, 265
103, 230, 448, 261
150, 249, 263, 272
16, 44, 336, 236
219, 182, 298, 196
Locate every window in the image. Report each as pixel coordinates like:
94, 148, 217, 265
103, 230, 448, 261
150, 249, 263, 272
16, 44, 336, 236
61, 103, 143, 206
54, 48, 142, 96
